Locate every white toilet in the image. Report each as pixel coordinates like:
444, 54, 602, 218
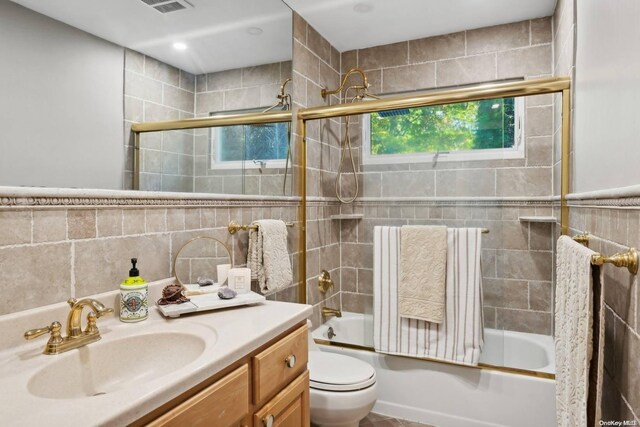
308, 322, 378, 427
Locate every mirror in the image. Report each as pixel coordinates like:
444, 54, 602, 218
0, 0, 292, 195
173, 236, 233, 287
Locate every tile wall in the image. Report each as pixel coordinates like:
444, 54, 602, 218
569, 204, 640, 423
193, 61, 293, 195
330, 19, 556, 334
0, 198, 301, 316
125, 49, 293, 197
291, 12, 344, 327
124, 49, 197, 193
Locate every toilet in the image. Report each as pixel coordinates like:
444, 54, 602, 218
307, 322, 378, 427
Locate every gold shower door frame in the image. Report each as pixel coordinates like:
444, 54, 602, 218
297, 77, 571, 378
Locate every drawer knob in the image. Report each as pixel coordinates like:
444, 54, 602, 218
285, 354, 296, 368
263, 414, 274, 427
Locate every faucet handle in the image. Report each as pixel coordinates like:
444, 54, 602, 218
24, 321, 62, 341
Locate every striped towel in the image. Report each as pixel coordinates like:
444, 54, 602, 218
373, 226, 484, 366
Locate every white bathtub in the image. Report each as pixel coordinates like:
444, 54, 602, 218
312, 312, 557, 427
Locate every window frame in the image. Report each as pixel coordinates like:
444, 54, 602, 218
209, 108, 288, 170
361, 96, 525, 165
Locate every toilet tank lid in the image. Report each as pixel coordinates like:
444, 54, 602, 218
309, 351, 376, 386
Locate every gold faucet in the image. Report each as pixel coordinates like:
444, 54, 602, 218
24, 298, 114, 355
322, 307, 342, 318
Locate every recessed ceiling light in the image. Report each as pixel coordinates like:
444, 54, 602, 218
246, 27, 264, 36
353, 3, 373, 13
173, 42, 188, 51
491, 103, 501, 109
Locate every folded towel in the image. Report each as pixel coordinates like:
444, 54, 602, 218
400, 225, 447, 323
247, 220, 293, 294
555, 236, 598, 427
374, 226, 484, 366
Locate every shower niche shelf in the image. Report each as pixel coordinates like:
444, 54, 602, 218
518, 216, 557, 223
330, 214, 364, 220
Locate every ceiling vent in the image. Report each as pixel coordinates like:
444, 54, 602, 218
139, 0, 193, 13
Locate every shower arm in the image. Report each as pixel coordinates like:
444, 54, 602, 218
321, 68, 371, 99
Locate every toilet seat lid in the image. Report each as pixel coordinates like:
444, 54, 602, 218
308, 352, 376, 392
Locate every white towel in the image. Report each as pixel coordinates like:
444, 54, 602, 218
247, 220, 293, 294
555, 236, 597, 427
400, 225, 447, 323
374, 226, 484, 366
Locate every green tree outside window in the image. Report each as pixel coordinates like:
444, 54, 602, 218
370, 97, 516, 156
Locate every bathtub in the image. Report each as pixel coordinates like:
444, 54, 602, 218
312, 312, 556, 427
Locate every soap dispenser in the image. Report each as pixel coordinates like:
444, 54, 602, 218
119, 258, 148, 322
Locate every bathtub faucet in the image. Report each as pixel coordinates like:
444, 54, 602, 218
322, 307, 342, 318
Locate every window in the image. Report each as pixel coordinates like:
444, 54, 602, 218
210, 109, 290, 169
362, 97, 524, 165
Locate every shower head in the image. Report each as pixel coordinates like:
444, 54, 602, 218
361, 95, 410, 117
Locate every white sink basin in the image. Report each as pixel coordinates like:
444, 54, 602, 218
28, 331, 208, 399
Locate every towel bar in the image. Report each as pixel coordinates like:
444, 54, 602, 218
572, 232, 637, 274
572, 231, 590, 247
591, 248, 638, 275
228, 220, 294, 235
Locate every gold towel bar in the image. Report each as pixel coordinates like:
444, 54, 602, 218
592, 248, 638, 275
573, 232, 637, 274
572, 231, 590, 247
481, 228, 489, 234
228, 220, 294, 235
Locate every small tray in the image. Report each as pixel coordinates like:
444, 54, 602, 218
157, 290, 266, 318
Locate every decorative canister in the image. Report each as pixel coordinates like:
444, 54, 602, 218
119, 258, 148, 322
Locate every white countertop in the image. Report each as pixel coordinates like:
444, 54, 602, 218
0, 280, 312, 426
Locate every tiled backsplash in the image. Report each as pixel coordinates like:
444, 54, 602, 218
0, 193, 301, 316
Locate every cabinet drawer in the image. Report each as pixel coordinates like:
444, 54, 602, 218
148, 364, 249, 427
254, 370, 310, 427
252, 324, 308, 405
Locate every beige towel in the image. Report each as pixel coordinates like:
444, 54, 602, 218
399, 225, 447, 323
247, 220, 293, 294
555, 236, 597, 427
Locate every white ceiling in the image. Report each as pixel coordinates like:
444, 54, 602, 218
9, 0, 558, 75
9, 0, 293, 75
282, 0, 558, 52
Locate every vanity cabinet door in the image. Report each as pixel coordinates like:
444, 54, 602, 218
253, 370, 310, 427
252, 324, 308, 405
148, 364, 249, 427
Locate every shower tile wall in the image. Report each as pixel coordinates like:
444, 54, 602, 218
339, 203, 555, 334
0, 202, 301, 316
335, 18, 556, 334
124, 49, 196, 192
192, 61, 293, 195
291, 12, 344, 327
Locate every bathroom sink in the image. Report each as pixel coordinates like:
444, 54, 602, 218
27, 331, 208, 399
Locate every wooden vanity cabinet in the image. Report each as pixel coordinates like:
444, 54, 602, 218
132, 322, 309, 427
